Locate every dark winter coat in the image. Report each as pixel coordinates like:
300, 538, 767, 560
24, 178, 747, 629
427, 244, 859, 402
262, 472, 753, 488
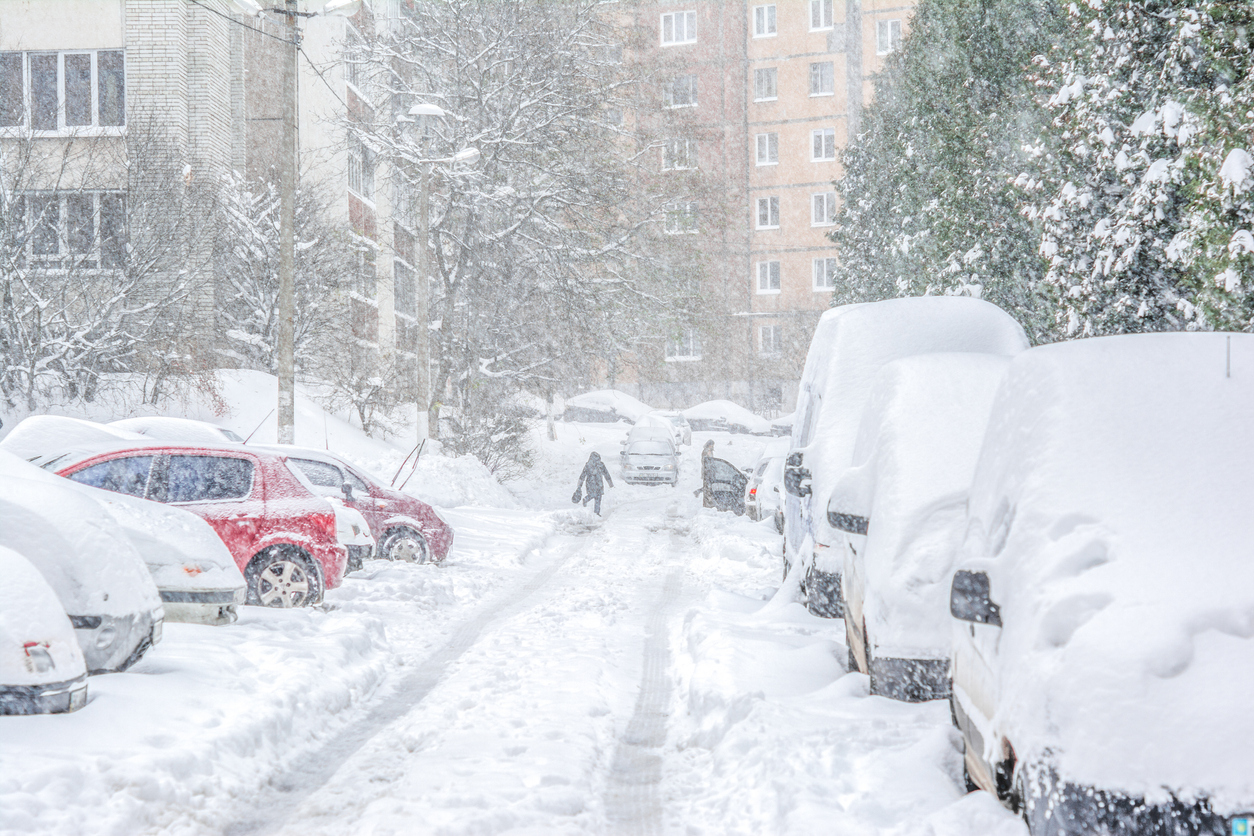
577, 452, 613, 497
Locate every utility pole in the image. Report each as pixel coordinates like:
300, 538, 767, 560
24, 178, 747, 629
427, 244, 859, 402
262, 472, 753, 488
416, 161, 432, 439
276, 0, 298, 445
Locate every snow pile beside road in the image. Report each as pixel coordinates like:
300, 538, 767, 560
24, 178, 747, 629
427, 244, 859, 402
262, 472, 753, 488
0, 607, 391, 835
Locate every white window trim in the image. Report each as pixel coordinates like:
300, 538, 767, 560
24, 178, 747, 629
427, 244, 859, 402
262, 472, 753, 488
664, 328, 702, 362
753, 67, 778, 102
811, 128, 836, 162
877, 19, 903, 55
0, 49, 127, 137
809, 62, 835, 97
759, 324, 783, 355
813, 256, 838, 291
756, 196, 780, 230
812, 192, 837, 227
752, 4, 777, 38
810, 0, 834, 31
663, 74, 698, 109
660, 10, 697, 46
755, 132, 778, 166
756, 260, 781, 295
663, 138, 698, 171
663, 201, 699, 235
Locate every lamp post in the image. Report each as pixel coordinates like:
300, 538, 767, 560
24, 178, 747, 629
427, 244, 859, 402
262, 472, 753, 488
406, 102, 479, 440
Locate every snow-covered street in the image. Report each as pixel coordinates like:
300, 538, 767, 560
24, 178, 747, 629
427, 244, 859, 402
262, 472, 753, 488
0, 425, 1024, 836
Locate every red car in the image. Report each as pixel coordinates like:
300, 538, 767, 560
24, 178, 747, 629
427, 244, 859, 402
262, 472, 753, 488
260, 446, 454, 564
37, 443, 346, 608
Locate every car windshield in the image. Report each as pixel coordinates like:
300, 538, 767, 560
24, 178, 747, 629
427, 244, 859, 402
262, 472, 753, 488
628, 442, 672, 456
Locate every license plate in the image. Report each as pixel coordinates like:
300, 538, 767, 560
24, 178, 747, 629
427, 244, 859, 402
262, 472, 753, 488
151, 619, 164, 645
69, 685, 87, 712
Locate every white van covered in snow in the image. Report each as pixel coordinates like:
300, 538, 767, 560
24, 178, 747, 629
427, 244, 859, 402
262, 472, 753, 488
783, 297, 1028, 618
0, 546, 88, 714
949, 333, 1254, 833
0, 459, 164, 673
831, 353, 1010, 701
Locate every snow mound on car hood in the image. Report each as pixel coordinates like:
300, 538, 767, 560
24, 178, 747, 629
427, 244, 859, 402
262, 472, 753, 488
0, 545, 86, 688
0, 415, 145, 462
966, 333, 1254, 808
683, 400, 773, 434
109, 416, 241, 445
845, 353, 1009, 658
0, 453, 160, 618
563, 389, 652, 423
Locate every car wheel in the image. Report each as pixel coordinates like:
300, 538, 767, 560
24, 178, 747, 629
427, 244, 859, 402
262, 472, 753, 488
246, 546, 320, 608
382, 527, 430, 563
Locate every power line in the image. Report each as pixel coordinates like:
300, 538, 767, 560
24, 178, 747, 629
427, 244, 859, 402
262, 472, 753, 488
186, 0, 296, 46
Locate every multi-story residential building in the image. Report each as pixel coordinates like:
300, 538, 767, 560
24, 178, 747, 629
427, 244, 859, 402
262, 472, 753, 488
619, 0, 915, 414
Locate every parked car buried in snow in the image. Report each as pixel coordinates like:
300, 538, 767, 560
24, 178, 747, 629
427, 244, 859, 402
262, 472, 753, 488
269, 446, 454, 565
0, 545, 89, 714
0, 458, 164, 673
621, 438, 679, 486
783, 297, 1028, 618
0, 430, 348, 609
110, 416, 245, 445
744, 441, 787, 529
832, 353, 1009, 702
949, 333, 1254, 834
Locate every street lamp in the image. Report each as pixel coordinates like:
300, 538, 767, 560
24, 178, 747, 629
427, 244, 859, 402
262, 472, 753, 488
405, 102, 479, 440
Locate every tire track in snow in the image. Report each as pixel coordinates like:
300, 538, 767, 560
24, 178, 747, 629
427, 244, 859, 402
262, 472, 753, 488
604, 553, 686, 835
223, 537, 580, 836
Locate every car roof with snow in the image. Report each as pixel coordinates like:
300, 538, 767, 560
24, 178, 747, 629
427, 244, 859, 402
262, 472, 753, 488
564, 389, 653, 422
110, 416, 245, 444
963, 332, 1254, 799
682, 400, 772, 433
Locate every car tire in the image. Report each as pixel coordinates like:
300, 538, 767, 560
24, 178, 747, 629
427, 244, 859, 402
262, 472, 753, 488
381, 527, 431, 564
246, 546, 321, 608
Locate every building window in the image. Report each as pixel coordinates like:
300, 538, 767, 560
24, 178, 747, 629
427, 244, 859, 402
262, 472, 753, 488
15, 191, 126, 271
661, 11, 697, 45
812, 127, 836, 160
753, 67, 778, 101
663, 74, 698, 108
663, 201, 699, 234
665, 328, 701, 361
394, 258, 416, 316
760, 324, 783, 355
663, 138, 697, 170
344, 26, 367, 93
810, 0, 834, 30
755, 132, 778, 166
877, 19, 903, 55
348, 138, 375, 201
810, 61, 834, 96
753, 5, 777, 37
756, 260, 781, 293
0, 50, 125, 131
812, 191, 837, 226
756, 196, 780, 229
813, 256, 838, 290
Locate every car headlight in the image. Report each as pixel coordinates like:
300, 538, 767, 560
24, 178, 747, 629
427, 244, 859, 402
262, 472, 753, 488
95, 625, 117, 650
664, 463, 676, 470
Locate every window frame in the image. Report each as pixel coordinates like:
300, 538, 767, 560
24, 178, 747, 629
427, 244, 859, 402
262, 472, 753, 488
347, 137, 376, 203
759, 324, 783, 355
755, 196, 780, 230
756, 259, 781, 294
663, 200, 699, 234
753, 67, 778, 102
664, 328, 702, 362
663, 73, 698, 109
813, 256, 838, 291
15, 190, 127, 272
0, 49, 126, 135
662, 137, 697, 171
812, 191, 837, 226
809, 61, 835, 97
755, 132, 778, 166
660, 10, 698, 46
810, 0, 834, 31
752, 4, 777, 38
811, 127, 837, 161
877, 19, 903, 55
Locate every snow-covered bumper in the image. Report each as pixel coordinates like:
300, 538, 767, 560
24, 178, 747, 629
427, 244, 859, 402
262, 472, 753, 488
159, 586, 245, 626
622, 464, 677, 484
71, 608, 163, 674
0, 673, 88, 715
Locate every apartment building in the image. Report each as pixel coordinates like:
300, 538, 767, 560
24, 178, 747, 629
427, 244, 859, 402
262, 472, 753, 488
621, 0, 915, 413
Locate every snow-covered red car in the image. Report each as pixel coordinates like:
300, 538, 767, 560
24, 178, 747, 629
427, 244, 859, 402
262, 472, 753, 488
0, 426, 347, 609
949, 334, 1254, 833
0, 545, 88, 714
267, 447, 454, 564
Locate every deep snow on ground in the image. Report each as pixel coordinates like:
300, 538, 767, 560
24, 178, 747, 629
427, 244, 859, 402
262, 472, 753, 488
0, 403, 1024, 835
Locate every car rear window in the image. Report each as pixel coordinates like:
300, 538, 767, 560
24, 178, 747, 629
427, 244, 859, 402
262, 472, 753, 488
289, 458, 342, 489
629, 442, 673, 456
165, 455, 254, 503
67, 456, 154, 497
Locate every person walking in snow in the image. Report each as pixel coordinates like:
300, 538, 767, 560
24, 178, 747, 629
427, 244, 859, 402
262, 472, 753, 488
573, 451, 614, 515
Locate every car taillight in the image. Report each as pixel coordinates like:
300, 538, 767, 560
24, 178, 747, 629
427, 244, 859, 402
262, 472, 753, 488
316, 510, 339, 543
749, 487, 757, 497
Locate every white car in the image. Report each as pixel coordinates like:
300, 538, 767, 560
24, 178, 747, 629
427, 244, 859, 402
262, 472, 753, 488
0, 451, 246, 626
0, 458, 163, 674
782, 297, 1028, 618
949, 334, 1254, 832
0, 545, 88, 714
639, 411, 691, 447
621, 437, 679, 486
745, 438, 788, 527
110, 416, 245, 445
830, 353, 1009, 702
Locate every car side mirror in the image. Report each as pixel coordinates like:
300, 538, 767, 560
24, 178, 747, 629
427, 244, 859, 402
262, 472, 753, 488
783, 452, 811, 497
950, 570, 1002, 626
341, 482, 354, 501
827, 509, 868, 535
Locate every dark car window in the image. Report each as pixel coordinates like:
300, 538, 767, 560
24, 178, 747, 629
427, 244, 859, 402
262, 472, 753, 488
342, 467, 370, 495
165, 455, 254, 503
289, 458, 343, 489
68, 456, 155, 497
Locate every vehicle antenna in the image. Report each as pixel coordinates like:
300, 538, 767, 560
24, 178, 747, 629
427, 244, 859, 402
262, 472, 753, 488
243, 408, 275, 444
390, 440, 421, 486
